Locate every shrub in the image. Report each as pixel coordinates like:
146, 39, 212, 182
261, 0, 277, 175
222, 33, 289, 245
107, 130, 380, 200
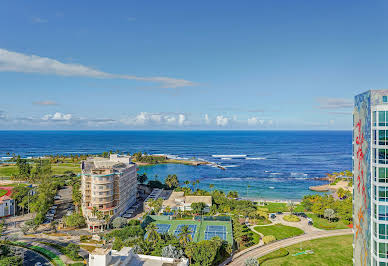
283, 215, 301, 222
263, 235, 276, 244
258, 248, 289, 264
244, 257, 260, 266
112, 217, 128, 229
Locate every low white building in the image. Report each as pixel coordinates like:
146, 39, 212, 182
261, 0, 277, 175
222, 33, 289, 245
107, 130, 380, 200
0, 195, 14, 218
89, 247, 188, 266
162, 191, 212, 213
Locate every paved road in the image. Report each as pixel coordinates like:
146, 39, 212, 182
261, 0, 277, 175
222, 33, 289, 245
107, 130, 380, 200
228, 229, 352, 266
11, 246, 52, 266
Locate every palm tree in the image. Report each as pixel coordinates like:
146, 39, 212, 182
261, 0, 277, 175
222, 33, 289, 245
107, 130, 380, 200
146, 223, 160, 243
209, 184, 214, 192
184, 180, 190, 188
288, 202, 295, 214
96, 211, 103, 221
178, 225, 192, 247
104, 214, 110, 230
92, 206, 98, 217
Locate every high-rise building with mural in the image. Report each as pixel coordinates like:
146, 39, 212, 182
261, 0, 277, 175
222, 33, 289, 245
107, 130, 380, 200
353, 90, 388, 265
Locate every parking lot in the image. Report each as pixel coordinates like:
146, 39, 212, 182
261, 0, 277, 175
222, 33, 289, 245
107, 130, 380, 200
44, 186, 74, 224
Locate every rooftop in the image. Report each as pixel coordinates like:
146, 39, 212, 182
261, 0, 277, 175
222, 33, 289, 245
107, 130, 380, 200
82, 154, 135, 174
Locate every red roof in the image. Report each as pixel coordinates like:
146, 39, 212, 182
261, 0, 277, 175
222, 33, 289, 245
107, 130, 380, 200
0, 187, 13, 202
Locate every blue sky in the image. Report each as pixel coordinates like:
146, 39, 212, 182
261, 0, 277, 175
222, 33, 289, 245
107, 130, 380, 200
1, 0, 387, 130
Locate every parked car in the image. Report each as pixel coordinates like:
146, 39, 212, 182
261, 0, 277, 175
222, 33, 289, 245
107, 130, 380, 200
54, 195, 61, 200
123, 214, 132, 218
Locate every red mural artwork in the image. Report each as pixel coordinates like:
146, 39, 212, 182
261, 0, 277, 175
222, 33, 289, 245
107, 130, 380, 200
355, 119, 368, 264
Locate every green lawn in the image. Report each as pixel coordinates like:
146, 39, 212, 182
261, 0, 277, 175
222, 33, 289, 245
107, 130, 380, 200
0, 163, 81, 177
263, 202, 289, 213
307, 214, 349, 230
259, 235, 353, 265
0, 189, 8, 197
253, 224, 304, 240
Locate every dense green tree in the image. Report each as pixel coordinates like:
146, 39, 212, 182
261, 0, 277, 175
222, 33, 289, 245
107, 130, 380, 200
177, 225, 192, 247
191, 202, 206, 214
137, 173, 148, 184
146, 223, 160, 243
165, 174, 179, 189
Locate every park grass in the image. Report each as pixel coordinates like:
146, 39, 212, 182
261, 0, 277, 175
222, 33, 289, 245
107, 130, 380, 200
263, 202, 288, 213
80, 245, 96, 253
259, 235, 353, 266
283, 215, 301, 222
307, 214, 348, 230
253, 224, 304, 240
39, 241, 84, 261
0, 163, 81, 177
0, 189, 8, 197
251, 229, 261, 244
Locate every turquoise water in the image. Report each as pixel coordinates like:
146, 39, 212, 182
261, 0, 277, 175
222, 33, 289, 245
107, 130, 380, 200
0, 130, 351, 200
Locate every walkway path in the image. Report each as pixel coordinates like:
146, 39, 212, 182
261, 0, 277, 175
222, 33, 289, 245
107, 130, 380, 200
227, 229, 352, 265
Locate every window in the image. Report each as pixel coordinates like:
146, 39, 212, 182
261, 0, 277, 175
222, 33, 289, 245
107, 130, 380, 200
374, 148, 377, 163
379, 168, 388, 183
374, 130, 377, 145
379, 187, 388, 201
379, 242, 388, 258
375, 167, 377, 182
379, 205, 388, 220
384, 96, 388, 103
374, 111, 377, 126
378, 224, 388, 239
380, 130, 388, 145
375, 204, 377, 219
374, 185, 377, 200
379, 149, 388, 164
379, 111, 388, 126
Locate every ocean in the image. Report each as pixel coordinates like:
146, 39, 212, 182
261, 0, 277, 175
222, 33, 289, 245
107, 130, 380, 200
0, 130, 352, 200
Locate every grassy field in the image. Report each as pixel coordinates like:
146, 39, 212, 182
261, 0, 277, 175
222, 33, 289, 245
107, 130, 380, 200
0, 163, 81, 177
147, 216, 233, 244
259, 235, 353, 265
263, 202, 289, 213
307, 214, 349, 230
253, 224, 304, 240
261, 202, 306, 213
0, 189, 8, 197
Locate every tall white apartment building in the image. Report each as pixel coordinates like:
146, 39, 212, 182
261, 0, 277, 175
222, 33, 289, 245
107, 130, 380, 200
353, 90, 388, 265
81, 154, 137, 231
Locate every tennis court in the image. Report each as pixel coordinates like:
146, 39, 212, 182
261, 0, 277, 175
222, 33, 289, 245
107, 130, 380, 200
204, 225, 227, 240
174, 224, 197, 239
156, 224, 171, 234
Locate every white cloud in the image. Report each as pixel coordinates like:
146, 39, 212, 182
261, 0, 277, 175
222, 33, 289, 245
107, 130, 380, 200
33, 100, 58, 106
42, 112, 72, 121
204, 114, 210, 125
121, 112, 188, 126
317, 98, 353, 109
247, 117, 258, 126
0, 111, 6, 120
178, 114, 186, 125
0, 48, 195, 88
32, 17, 48, 23
216, 115, 228, 126
248, 117, 266, 126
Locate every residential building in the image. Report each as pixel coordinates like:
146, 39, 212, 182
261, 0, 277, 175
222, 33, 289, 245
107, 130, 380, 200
162, 191, 212, 213
89, 247, 188, 266
353, 90, 388, 265
81, 154, 137, 231
0, 187, 15, 218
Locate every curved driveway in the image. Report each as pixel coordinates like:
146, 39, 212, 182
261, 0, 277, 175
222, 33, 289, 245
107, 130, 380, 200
11, 246, 52, 266
228, 229, 352, 266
